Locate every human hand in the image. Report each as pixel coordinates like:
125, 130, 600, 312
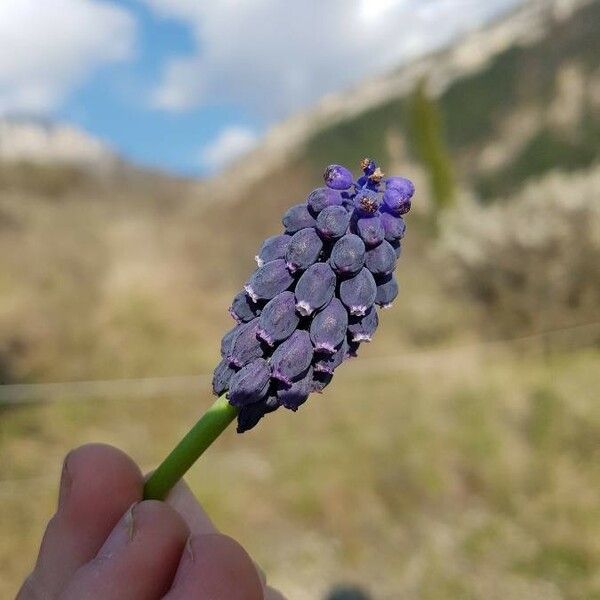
17, 444, 285, 599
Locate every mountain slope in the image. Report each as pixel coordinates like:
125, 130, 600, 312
217, 0, 599, 204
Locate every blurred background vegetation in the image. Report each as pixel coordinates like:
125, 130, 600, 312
1, 1, 600, 598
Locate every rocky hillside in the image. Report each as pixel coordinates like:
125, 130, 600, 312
217, 0, 599, 204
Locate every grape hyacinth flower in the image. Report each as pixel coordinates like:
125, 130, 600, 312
144, 158, 414, 501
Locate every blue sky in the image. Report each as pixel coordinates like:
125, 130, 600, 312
0, 0, 522, 176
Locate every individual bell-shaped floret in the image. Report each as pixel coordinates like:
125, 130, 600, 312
257, 291, 300, 346
295, 262, 336, 316
310, 298, 348, 354
330, 234, 365, 275
383, 177, 414, 214
229, 291, 261, 323
285, 227, 323, 272
375, 274, 399, 308
212, 358, 238, 396
237, 397, 279, 433
270, 329, 314, 385
364, 240, 396, 276
228, 358, 271, 406
226, 319, 264, 368
347, 307, 379, 342
220, 324, 240, 358
311, 370, 333, 393
307, 187, 344, 213
354, 189, 381, 215
316, 205, 351, 240
339, 267, 377, 316
380, 210, 406, 242
256, 234, 291, 267
282, 203, 317, 233
245, 258, 294, 302
313, 338, 348, 374
323, 164, 353, 190
355, 214, 385, 247
276, 366, 313, 411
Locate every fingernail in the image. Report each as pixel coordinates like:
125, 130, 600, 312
58, 451, 73, 507
98, 503, 138, 558
184, 537, 195, 562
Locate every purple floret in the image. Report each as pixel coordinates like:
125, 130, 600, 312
330, 233, 365, 275
282, 203, 317, 233
310, 298, 348, 354
294, 262, 336, 316
347, 307, 379, 343
276, 366, 313, 411
228, 358, 271, 406
339, 267, 377, 316
365, 240, 396, 276
257, 291, 299, 346
313, 338, 348, 374
323, 164, 353, 190
383, 177, 414, 214
237, 398, 279, 433
212, 358, 238, 396
256, 234, 291, 267
285, 227, 323, 272
380, 211, 406, 242
355, 214, 385, 247
245, 258, 294, 302
270, 329, 313, 385
229, 291, 261, 323
226, 319, 264, 368
375, 274, 399, 308
316, 205, 351, 240
307, 187, 344, 213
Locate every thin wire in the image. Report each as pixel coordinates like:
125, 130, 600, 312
0, 320, 598, 494
0, 320, 598, 406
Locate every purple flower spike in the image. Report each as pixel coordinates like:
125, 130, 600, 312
276, 367, 313, 411
307, 187, 344, 213
229, 291, 261, 323
310, 298, 348, 354
380, 211, 406, 242
295, 262, 336, 316
375, 274, 399, 308
365, 240, 397, 276
270, 330, 314, 385
257, 291, 299, 346
285, 227, 323, 272
256, 234, 291, 267
330, 234, 365, 275
348, 307, 379, 343
324, 164, 353, 190
245, 258, 294, 302
212, 358, 238, 396
228, 358, 271, 406
213, 158, 413, 432
316, 205, 352, 240
226, 319, 264, 368
282, 203, 317, 233
339, 267, 377, 316
356, 214, 385, 247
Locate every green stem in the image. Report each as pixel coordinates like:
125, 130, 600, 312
144, 395, 238, 501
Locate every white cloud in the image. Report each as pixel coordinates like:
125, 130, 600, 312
200, 126, 259, 171
144, 0, 522, 119
0, 0, 136, 114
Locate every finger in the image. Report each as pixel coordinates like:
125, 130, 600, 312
60, 500, 189, 600
164, 479, 218, 536
163, 533, 263, 600
18, 444, 143, 599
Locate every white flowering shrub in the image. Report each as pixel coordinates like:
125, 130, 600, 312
440, 168, 600, 333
